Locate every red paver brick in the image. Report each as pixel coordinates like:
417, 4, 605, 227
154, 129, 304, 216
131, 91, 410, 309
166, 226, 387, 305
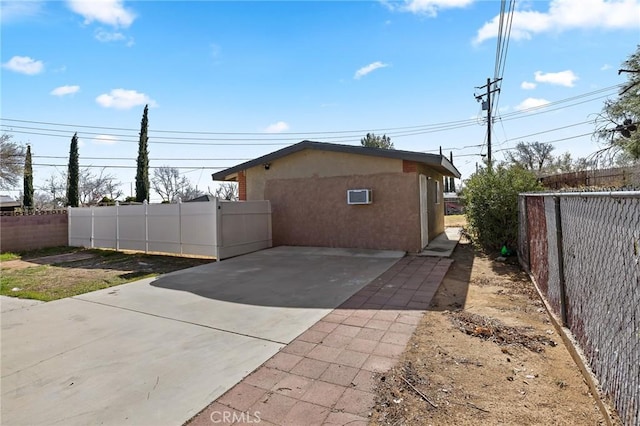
364, 319, 392, 331
360, 303, 383, 309
323, 411, 368, 426
297, 329, 327, 344
341, 316, 370, 327
290, 357, 330, 379
340, 296, 367, 309
264, 352, 303, 372
319, 363, 359, 387
407, 301, 430, 310
216, 383, 266, 411
368, 295, 391, 305
281, 340, 317, 357
300, 380, 345, 407
310, 321, 339, 333
361, 355, 396, 373
380, 331, 412, 347
372, 342, 405, 358
333, 324, 361, 338
397, 314, 422, 325
385, 297, 410, 307
323, 312, 349, 323
350, 309, 377, 320
346, 338, 378, 354
334, 388, 376, 416
387, 322, 416, 335
351, 369, 376, 393
371, 310, 400, 322
281, 400, 330, 426
307, 344, 342, 363
250, 393, 297, 424
334, 349, 369, 369
243, 366, 288, 390
321, 332, 353, 349
272, 373, 313, 398
186, 402, 230, 426
354, 327, 385, 342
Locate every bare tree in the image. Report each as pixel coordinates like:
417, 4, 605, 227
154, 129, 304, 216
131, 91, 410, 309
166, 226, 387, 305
178, 184, 204, 201
151, 166, 190, 202
214, 182, 239, 201
0, 134, 25, 190
78, 168, 120, 205
33, 191, 55, 210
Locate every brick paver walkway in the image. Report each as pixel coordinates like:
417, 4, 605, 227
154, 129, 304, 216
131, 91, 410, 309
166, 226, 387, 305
187, 255, 453, 426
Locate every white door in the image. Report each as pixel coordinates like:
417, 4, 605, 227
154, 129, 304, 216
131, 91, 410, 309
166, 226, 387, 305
419, 174, 429, 249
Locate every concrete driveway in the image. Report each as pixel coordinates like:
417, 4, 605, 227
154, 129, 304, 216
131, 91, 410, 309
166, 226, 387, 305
1, 247, 403, 426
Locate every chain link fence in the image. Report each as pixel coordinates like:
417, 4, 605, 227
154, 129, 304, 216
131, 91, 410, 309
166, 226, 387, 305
518, 191, 640, 426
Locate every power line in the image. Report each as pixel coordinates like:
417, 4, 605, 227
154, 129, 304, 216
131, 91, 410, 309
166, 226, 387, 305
32, 155, 252, 161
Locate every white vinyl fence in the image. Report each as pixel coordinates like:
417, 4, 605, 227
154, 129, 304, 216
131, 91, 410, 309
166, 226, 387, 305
68, 200, 271, 260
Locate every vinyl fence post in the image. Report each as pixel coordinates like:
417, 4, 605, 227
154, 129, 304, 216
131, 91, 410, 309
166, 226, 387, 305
115, 201, 120, 251
554, 196, 568, 327
90, 206, 95, 249
178, 198, 183, 255
144, 200, 149, 254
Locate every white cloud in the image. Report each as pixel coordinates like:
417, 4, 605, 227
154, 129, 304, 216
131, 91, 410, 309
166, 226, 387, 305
96, 89, 157, 109
515, 97, 551, 111
67, 0, 135, 27
94, 28, 134, 45
521, 81, 537, 90
2, 56, 44, 75
474, 0, 640, 44
50, 85, 80, 96
93, 135, 118, 145
1, 1, 44, 23
385, 0, 474, 16
601, 64, 612, 71
534, 70, 579, 87
354, 61, 389, 79
264, 121, 290, 133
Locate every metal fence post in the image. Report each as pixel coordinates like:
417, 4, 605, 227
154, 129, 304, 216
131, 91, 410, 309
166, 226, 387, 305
554, 196, 568, 326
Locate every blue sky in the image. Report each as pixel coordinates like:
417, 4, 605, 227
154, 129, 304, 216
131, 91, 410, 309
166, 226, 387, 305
2, 0, 639, 202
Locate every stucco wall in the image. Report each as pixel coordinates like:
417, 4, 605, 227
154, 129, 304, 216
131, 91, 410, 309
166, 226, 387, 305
264, 173, 421, 252
246, 150, 402, 200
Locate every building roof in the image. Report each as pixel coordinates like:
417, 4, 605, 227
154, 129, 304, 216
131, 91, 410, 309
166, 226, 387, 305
212, 140, 462, 181
0, 195, 21, 208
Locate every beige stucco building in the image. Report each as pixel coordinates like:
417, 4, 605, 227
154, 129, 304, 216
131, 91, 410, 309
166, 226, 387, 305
212, 141, 461, 253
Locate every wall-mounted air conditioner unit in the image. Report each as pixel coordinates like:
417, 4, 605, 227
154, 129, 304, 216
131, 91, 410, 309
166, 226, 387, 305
347, 189, 373, 205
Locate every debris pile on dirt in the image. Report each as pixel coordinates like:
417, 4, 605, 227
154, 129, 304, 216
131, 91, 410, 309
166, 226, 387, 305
449, 311, 556, 352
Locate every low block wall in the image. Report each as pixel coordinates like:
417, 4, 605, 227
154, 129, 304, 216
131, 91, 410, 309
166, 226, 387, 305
0, 212, 69, 253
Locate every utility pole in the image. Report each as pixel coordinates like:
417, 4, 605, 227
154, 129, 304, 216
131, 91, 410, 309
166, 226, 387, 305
475, 77, 501, 168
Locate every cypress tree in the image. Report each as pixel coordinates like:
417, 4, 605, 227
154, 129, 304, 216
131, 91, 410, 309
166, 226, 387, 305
23, 144, 33, 209
135, 104, 150, 202
67, 132, 80, 207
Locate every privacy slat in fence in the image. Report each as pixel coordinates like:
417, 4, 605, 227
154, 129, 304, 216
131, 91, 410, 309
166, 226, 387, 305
519, 192, 640, 426
68, 200, 271, 260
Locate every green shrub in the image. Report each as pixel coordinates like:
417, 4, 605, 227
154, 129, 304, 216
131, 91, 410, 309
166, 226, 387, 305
463, 165, 542, 252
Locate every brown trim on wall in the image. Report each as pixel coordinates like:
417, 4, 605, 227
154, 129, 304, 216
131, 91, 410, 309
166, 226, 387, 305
238, 170, 247, 201
402, 160, 418, 173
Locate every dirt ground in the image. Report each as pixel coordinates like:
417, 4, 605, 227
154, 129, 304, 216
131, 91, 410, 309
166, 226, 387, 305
370, 238, 614, 425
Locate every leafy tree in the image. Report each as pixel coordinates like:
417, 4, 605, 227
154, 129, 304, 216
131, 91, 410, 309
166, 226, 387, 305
596, 45, 640, 160
151, 166, 189, 202
361, 133, 394, 149
23, 145, 33, 208
505, 141, 554, 173
135, 104, 150, 202
0, 133, 25, 190
67, 132, 80, 207
463, 165, 543, 252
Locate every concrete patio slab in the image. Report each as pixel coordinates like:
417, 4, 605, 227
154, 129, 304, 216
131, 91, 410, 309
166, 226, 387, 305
0, 295, 44, 313
418, 227, 462, 257
1, 246, 404, 426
